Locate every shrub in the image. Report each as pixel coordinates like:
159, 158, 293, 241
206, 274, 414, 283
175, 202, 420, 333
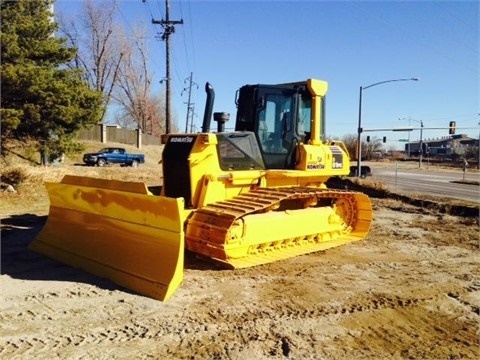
1, 166, 30, 187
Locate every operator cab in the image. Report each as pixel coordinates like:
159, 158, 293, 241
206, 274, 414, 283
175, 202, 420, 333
234, 81, 325, 169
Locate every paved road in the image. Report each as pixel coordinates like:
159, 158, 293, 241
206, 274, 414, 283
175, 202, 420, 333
366, 163, 479, 203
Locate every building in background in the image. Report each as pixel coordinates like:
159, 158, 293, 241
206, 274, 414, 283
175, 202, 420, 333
406, 134, 478, 160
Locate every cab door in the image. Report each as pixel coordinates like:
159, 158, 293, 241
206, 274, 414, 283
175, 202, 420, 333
254, 87, 297, 169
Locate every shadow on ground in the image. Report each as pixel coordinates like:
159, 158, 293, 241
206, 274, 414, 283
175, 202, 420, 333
1, 214, 122, 291
1, 213, 218, 295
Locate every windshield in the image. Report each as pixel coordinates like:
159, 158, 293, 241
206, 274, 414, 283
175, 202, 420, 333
216, 133, 265, 170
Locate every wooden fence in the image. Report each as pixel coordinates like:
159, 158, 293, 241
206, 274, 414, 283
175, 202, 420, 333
77, 124, 162, 148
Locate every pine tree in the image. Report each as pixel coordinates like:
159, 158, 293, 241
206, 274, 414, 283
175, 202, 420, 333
1, 0, 102, 162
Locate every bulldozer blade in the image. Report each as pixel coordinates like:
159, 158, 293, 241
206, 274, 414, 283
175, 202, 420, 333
29, 175, 185, 302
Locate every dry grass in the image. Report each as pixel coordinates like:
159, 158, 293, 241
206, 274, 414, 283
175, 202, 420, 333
0, 140, 165, 216
349, 177, 390, 192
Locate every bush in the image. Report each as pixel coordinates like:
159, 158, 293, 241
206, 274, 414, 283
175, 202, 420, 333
1, 166, 30, 187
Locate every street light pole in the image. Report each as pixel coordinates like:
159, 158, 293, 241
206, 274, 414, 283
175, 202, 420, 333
478, 117, 480, 170
398, 117, 412, 157
356, 86, 363, 176
356, 78, 419, 177
400, 117, 423, 166
419, 120, 424, 168
407, 118, 411, 157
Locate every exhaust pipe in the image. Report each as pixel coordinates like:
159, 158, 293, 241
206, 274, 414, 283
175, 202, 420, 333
202, 82, 215, 133
214, 112, 230, 133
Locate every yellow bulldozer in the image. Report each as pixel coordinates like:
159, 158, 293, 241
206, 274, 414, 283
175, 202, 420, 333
30, 79, 372, 301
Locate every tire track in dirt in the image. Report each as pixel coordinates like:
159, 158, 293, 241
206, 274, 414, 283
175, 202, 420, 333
1, 199, 479, 359
1, 322, 152, 358
0, 290, 460, 359
2, 251, 478, 359
447, 287, 480, 316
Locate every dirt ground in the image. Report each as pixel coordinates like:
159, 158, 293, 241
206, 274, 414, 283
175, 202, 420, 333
1, 160, 479, 359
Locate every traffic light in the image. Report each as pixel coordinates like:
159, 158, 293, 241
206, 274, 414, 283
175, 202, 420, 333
382, 136, 387, 143
449, 121, 456, 135
366, 136, 370, 142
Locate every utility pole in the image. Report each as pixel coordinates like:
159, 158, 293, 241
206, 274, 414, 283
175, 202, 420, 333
189, 105, 196, 133
182, 72, 197, 133
152, 0, 183, 134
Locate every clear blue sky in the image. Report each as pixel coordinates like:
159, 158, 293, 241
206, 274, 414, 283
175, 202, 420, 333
55, 0, 479, 149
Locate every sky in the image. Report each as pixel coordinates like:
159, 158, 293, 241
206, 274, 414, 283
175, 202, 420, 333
54, 0, 479, 150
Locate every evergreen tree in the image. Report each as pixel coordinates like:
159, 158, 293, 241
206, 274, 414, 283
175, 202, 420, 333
1, 0, 102, 161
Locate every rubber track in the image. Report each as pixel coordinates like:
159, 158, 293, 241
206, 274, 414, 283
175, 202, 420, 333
195, 187, 359, 225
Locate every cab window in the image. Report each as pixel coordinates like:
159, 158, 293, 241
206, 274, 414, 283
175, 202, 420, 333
257, 94, 292, 154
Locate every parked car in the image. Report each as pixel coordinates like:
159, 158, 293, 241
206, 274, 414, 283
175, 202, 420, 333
83, 147, 145, 167
348, 165, 372, 178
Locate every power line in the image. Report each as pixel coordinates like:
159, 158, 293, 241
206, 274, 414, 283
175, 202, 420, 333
141, 0, 164, 80
142, 0, 156, 21
177, 0, 195, 75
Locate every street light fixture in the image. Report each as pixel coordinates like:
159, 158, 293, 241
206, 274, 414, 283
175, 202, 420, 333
356, 78, 419, 177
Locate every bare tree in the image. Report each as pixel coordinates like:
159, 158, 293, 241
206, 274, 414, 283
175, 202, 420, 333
144, 94, 165, 136
341, 134, 358, 160
59, 0, 126, 122
363, 136, 384, 160
341, 134, 385, 160
112, 27, 165, 135
115, 93, 165, 136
